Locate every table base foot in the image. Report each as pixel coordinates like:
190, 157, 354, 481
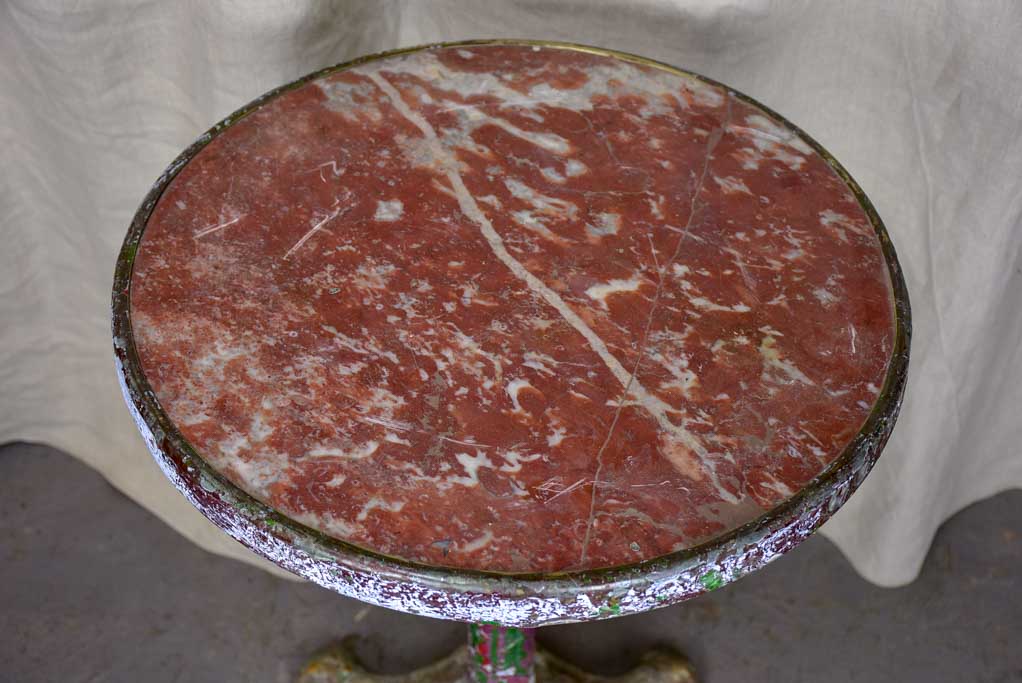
538, 647, 696, 683
298, 635, 467, 683
297, 636, 696, 683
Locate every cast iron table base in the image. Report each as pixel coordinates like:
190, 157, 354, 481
298, 624, 694, 683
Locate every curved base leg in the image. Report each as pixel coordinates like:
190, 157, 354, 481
298, 635, 469, 683
537, 646, 695, 683
298, 633, 696, 683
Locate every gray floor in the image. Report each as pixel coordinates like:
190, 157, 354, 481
1, 442, 1019, 683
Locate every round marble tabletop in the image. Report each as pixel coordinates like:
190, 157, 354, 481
114, 41, 909, 625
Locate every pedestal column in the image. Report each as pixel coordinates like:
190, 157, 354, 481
467, 623, 537, 683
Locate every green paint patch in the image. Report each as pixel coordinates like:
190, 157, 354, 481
122, 243, 138, 263
501, 627, 529, 673
598, 597, 622, 616
699, 569, 725, 591
468, 622, 491, 647
468, 623, 532, 677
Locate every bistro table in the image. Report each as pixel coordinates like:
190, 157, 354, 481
113, 40, 910, 682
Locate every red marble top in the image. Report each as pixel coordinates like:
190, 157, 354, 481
131, 44, 895, 574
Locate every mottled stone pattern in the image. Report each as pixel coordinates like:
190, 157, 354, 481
131, 45, 894, 573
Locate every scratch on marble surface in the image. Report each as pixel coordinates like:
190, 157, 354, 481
193, 214, 245, 239
545, 477, 588, 504
283, 201, 348, 260
310, 159, 347, 182
580, 93, 736, 567
439, 435, 494, 449
631, 480, 673, 488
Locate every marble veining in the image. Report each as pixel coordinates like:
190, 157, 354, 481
130, 45, 895, 573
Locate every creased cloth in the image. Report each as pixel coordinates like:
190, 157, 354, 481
2, 0, 1020, 587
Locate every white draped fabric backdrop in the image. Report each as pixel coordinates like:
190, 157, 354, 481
2, 0, 1020, 587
